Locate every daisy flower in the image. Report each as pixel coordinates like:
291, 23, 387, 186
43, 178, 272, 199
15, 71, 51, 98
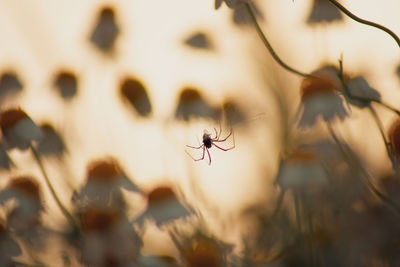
136, 186, 192, 227
73, 157, 141, 212
298, 67, 348, 128
275, 148, 329, 191
0, 108, 43, 151
78, 208, 142, 266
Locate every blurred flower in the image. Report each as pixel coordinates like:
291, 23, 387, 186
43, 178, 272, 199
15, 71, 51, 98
73, 157, 141, 212
0, 176, 45, 244
175, 87, 220, 121
275, 149, 329, 191
184, 236, 225, 267
120, 77, 152, 117
307, 0, 343, 25
53, 70, 78, 100
0, 220, 21, 266
298, 67, 348, 128
344, 76, 381, 108
0, 71, 23, 104
215, 0, 250, 10
0, 108, 43, 150
136, 186, 192, 226
90, 6, 119, 53
78, 208, 142, 267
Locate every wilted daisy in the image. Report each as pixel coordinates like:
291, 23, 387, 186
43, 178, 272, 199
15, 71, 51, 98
0, 108, 43, 150
344, 76, 381, 108
136, 186, 192, 227
275, 148, 329, 191
298, 67, 348, 128
78, 208, 143, 267
0, 176, 44, 244
73, 157, 141, 211
215, 0, 250, 10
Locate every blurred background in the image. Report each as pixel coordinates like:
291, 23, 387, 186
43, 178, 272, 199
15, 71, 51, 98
0, 0, 400, 265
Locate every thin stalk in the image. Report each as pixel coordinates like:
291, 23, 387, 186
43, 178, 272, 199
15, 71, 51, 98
30, 145, 79, 230
328, 0, 400, 48
245, 3, 308, 78
368, 105, 396, 169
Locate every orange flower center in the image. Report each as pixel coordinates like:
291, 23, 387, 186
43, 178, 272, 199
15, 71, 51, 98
147, 186, 176, 206
80, 209, 119, 232
287, 150, 318, 164
0, 108, 28, 132
86, 159, 122, 182
9, 176, 41, 200
301, 76, 336, 101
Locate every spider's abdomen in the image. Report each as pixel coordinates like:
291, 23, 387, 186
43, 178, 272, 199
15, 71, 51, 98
203, 137, 212, 148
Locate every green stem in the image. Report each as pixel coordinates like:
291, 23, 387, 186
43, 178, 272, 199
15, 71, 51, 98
245, 3, 308, 77
328, 0, 400, 48
30, 145, 79, 230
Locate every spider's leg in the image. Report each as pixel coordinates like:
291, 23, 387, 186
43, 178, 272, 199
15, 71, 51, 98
213, 142, 235, 151
213, 128, 218, 139
185, 146, 206, 161
206, 147, 212, 165
213, 129, 235, 151
186, 144, 203, 149
213, 126, 233, 142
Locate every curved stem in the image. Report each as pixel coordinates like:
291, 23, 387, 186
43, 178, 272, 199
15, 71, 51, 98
30, 145, 79, 230
328, 0, 400, 48
245, 3, 308, 77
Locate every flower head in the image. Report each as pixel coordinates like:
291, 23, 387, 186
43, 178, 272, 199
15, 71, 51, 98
136, 185, 192, 226
0, 176, 44, 245
276, 148, 329, 191
0, 108, 43, 150
78, 207, 143, 266
298, 67, 348, 128
184, 236, 224, 267
73, 157, 141, 212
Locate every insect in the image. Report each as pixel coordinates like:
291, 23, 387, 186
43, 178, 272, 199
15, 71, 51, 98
186, 124, 235, 165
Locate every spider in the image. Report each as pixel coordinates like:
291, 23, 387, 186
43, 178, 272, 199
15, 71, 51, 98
186, 125, 235, 165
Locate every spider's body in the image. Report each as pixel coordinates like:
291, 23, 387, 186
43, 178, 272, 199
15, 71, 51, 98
202, 131, 213, 148
186, 126, 235, 165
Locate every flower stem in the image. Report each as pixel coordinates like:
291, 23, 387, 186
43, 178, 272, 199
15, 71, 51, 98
30, 144, 79, 230
368, 105, 396, 169
245, 3, 308, 78
328, 0, 400, 48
